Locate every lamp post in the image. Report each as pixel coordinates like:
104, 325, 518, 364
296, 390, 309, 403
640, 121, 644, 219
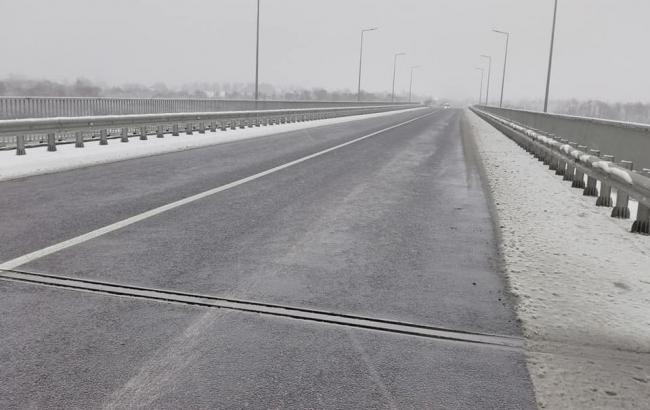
475, 67, 484, 106
254, 0, 260, 107
480, 54, 492, 105
492, 29, 510, 108
408, 65, 420, 103
357, 27, 378, 102
544, 0, 559, 112
391, 52, 406, 102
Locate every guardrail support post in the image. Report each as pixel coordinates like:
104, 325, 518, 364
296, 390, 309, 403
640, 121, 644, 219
611, 160, 633, 219
631, 203, 650, 234
583, 150, 600, 196
139, 126, 148, 140
75, 132, 84, 148
563, 142, 578, 181
47, 133, 57, 151
121, 128, 129, 142
185, 123, 193, 135
16, 135, 26, 155
596, 155, 614, 207
632, 169, 650, 234
198, 122, 206, 134
555, 139, 569, 176
209, 122, 217, 132
572, 145, 588, 188
172, 124, 180, 136
99, 129, 108, 145
156, 125, 164, 138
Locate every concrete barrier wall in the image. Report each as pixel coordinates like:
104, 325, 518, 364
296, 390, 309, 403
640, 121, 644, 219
478, 105, 650, 171
0, 97, 408, 120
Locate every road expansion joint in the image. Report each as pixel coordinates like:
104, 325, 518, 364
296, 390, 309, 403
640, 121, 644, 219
0, 268, 523, 350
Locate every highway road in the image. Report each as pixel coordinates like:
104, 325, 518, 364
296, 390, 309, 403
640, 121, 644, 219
0, 108, 537, 408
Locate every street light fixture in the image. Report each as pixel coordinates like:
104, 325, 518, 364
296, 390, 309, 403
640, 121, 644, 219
391, 52, 406, 102
492, 29, 510, 108
475, 67, 485, 106
480, 55, 492, 105
357, 27, 378, 102
544, 0, 559, 112
408, 65, 420, 103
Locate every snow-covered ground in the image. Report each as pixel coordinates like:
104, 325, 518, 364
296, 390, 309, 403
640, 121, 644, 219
465, 109, 650, 409
0, 107, 426, 181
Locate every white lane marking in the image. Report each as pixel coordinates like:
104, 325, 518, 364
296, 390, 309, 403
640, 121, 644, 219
0, 110, 437, 270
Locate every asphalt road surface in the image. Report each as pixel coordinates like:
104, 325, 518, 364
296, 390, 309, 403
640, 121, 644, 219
0, 108, 537, 409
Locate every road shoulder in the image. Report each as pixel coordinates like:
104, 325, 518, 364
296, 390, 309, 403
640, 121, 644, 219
464, 109, 650, 409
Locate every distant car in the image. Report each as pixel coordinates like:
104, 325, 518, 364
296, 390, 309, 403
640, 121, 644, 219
442, 103, 451, 109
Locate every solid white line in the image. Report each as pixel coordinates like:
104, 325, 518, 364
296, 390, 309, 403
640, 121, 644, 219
0, 110, 436, 270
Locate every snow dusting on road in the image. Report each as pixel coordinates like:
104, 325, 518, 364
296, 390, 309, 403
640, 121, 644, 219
465, 109, 650, 409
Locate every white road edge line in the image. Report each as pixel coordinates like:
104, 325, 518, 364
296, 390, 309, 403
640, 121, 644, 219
0, 109, 437, 270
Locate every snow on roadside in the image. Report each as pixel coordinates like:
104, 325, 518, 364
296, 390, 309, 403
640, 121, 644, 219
0, 107, 426, 181
465, 109, 650, 409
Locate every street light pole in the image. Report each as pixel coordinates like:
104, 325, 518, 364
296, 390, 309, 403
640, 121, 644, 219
480, 55, 492, 105
391, 52, 405, 102
357, 27, 378, 102
493, 29, 510, 108
254, 0, 260, 107
544, 0, 558, 112
475, 67, 484, 106
408, 65, 420, 103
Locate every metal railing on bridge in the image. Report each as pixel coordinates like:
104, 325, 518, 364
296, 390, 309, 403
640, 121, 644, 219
471, 106, 650, 235
0, 96, 408, 120
0, 104, 420, 154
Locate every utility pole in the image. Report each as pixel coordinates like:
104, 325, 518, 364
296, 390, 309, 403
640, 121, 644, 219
480, 55, 492, 105
357, 27, 378, 102
408, 65, 420, 103
493, 29, 510, 108
391, 52, 405, 102
254, 0, 260, 107
544, 0, 559, 112
475, 67, 484, 105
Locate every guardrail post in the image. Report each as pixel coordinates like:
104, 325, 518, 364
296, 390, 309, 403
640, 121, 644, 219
139, 126, 148, 140
632, 169, 650, 234
631, 203, 650, 234
611, 160, 633, 219
172, 124, 180, 136
596, 154, 615, 207
75, 131, 84, 148
572, 145, 588, 188
47, 133, 57, 151
121, 128, 129, 142
231, 120, 237, 130
198, 122, 206, 134
156, 125, 164, 138
185, 123, 193, 135
209, 122, 217, 132
220, 121, 227, 131
99, 129, 108, 145
16, 135, 26, 155
583, 150, 600, 196
563, 142, 578, 181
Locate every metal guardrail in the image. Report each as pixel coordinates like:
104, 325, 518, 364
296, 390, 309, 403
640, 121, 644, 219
477, 105, 650, 171
0, 104, 419, 154
0, 97, 409, 120
471, 107, 650, 235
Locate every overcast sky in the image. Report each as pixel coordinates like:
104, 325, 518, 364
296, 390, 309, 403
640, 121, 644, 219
2, 0, 648, 103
